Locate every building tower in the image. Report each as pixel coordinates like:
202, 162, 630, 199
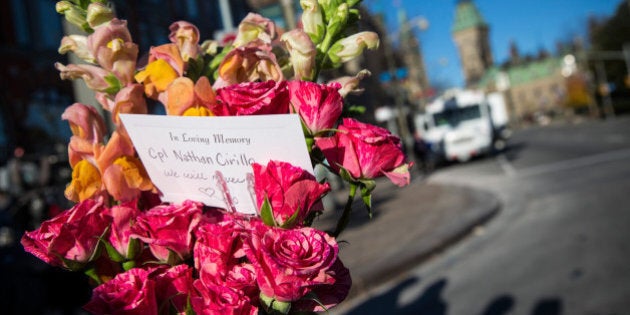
452, 0, 493, 86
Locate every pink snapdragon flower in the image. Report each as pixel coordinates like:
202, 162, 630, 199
169, 21, 201, 61
232, 13, 277, 47
97, 84, 148, 128
62, 103, 107, 167
55, 63, 115, 93
281, 29, 317, 81
88, 18, 138, 86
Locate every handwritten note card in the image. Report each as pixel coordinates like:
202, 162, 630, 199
119, 114, 314, 214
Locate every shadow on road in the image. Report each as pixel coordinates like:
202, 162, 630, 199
343, 276, 563, 315
346, 277, 448, 315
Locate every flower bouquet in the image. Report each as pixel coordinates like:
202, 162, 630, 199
21, 0, 412, 314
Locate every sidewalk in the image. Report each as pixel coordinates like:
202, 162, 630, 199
312, 176, 501, 300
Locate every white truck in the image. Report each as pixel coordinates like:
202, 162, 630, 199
415, 89, 510, 163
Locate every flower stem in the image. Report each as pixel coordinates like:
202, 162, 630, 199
333, 182, 357, 237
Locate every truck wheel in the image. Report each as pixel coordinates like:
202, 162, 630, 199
494, 139, 506, 152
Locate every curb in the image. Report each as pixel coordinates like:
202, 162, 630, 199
313, 180, 501, 300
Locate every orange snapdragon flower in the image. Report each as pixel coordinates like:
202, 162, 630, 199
95, 131, 154, 203
165, 76, 217, 116
65, 159, 103, 202
134, 44, 184, 98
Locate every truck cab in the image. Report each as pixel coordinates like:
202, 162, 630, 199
416, 89, 509, 163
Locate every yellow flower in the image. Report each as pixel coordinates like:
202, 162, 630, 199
135, 58, 179, 98
65, 159, 102, 202
182, 107, 214, 116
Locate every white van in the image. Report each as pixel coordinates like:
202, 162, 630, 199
415, 89, 510, 163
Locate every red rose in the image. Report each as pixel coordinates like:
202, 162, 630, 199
21, 198, 110, 269
104, 204, 142, 260
293, 259, 352, 312
191, 280, 258, 315
83, 267, 158, 315
215, 80, 289, 116
315, 118, 411, 186
244, 222, 338, 302
194, 215, 257, 296
153, 264, 195, 314
253, 160, 330, 227
288, 80, 343, 135
131, 200, 203, 262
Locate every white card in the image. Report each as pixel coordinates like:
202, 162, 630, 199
119, 114, 314, 214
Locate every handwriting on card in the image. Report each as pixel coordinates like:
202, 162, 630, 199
119, 114, 313, 214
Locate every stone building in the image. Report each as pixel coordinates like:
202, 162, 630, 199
451, 0, 583, 123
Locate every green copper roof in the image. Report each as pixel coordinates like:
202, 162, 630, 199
477, 57, 563, 88
452, 0, 487, 32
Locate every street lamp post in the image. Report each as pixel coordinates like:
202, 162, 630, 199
378, 15, 427, 161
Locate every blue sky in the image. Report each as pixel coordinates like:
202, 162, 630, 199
363, 0, 623, 88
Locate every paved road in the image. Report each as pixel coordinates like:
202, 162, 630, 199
335, 116, 630, 315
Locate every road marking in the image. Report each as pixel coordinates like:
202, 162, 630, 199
516, 148, 630, 177
496, 154, 518, 177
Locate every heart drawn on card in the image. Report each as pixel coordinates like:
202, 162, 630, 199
198, 187, 215, 198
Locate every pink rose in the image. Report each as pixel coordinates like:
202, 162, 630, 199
293, 259, 352, 312
21, 198, 110, 269
194, 215, 257, 296
191, 280, 258, 315
131, 200, 203, 262
315, 118, 411, 186
104, 204, 142, 260
244, 222, 338, 302
253, 160, 330, 227
288, 81, 343, 135
215, 80, 289, 116
152, 264, 195, 314
83, 267, 158, 315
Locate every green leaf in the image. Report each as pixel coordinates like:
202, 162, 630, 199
84, 266, 102, 285
126, 237, 141, 260
260, 196, 277, 227
280, 206, 301, 228
338, 166, 356, 183
342, 104, 366, 118
103, 239, 125, 262
302, 292, 328, 312
122, 260, 136, 271
102, 73, 122, 95
360, 184, 373, 218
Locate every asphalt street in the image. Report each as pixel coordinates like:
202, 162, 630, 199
334, 116, 630, 315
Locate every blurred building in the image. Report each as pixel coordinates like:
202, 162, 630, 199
452, 0, 589, 123
0, 0, 253, 163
